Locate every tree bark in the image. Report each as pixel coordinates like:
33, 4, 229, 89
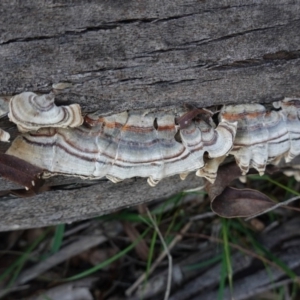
0, 0, 299, 230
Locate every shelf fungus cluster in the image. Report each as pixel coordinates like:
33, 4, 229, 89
8, 92, 83, 132
2, 92, 300, 187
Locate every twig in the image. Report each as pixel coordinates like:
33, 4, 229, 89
16, 235, 108, 285
63, 221, 93, 237
146, 208, 172, 300
189, 211, 215, 221
125, 220, 192, 297
183, 185, 205, 193
151, 193, 203, 215
185, 232, 292, 275
245, 196, 300, 221
0, 284, 29, 297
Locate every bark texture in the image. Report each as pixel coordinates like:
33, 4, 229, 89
0, 0, 299, 230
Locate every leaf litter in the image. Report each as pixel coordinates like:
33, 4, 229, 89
0, 168, 300, 299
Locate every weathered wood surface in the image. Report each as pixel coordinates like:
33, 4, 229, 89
0, 0, 299, 230
0, 174, 202, 231
1, 0, 300, 111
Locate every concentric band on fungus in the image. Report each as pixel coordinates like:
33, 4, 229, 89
5, 93, 300, 186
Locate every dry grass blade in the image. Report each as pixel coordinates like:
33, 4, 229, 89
192, 244, 300, 300
15, 235, 109, 285
169, 252, 252, 300
125, 220, 192, 297
122, 221, 149, 261
245, 195, 300, 221
146, 208, 172, 300
26, 277, 97, 300
189, 211, 216, 221
132, 247, 223, 299
186, 232, 286, 273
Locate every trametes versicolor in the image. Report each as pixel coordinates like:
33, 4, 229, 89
3, 92, 300, 186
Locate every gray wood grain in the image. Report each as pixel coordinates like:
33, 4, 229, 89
0, 0, 299, 112
0, 0, 299, 230
0, 174, 202, 231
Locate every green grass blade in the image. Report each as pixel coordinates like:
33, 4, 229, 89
231, 221, 298, 280
0, 229, 49, 289
255, 243, 297, 280
146, 227, 157, 278
184, 254, 222, 271
248, 175, 300, 196
151, 192, 184, 215
266, 177, 300, 196
222, 219, 233, 296
65, 228, 150, 281
218, 248, 227, 300
99, 211, 148, 223
50, 224, 65, 254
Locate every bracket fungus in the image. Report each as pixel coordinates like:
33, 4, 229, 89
6, 109, 237, 186
4, 93, 300, 187
227, 99, 300, 172
8, 92, 83, 132
199, 99, 300, 183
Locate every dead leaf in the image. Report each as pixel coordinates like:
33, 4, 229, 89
10, 184, 49, 197
33, 281, 94, 300
249, 218, 265, 231
175, 107, 213, 129
206, 162, 275, 218
77, 247, 118, 267
0, 153, 44, 190
211, 187, 275, 218
206, 162, 243, 201
265, 165, 281, 174
24, 228, 45, 244
122, 221, 149, 261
